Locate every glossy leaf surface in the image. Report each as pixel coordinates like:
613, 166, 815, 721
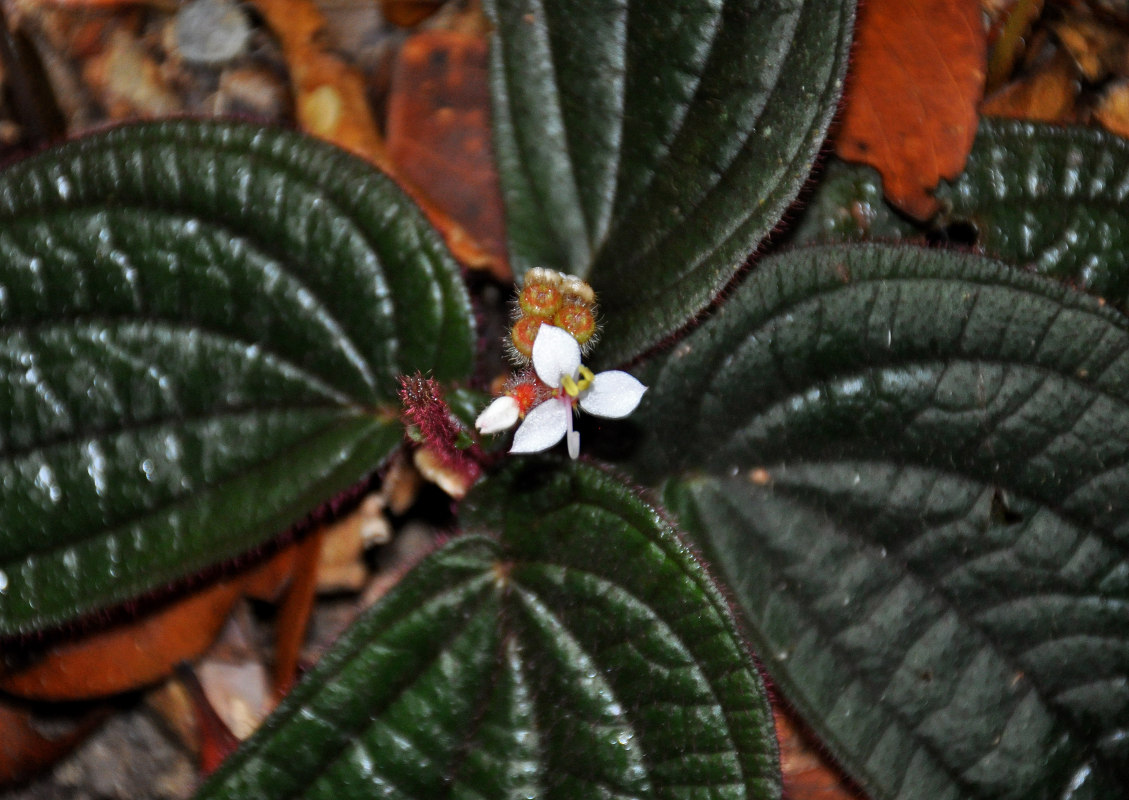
198, 459, 781, 799
634, 244, 1129, 799
486, 0, 854, 363
938, 118, 1129, 307
0, 121, 474, 636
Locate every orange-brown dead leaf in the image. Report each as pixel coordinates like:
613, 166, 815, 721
81, 27, 180, 119
27, 0, 169, 7
387, 31, 510, 280
251, 2, 503, 276
0, 582, 243, 700
176, 664, 242, 777
1052, 13, 1128, 83
0, 538, 307, 701
985, 0, 1044, 93
0, 698, 106, 786
248, 0, 389, 169
382, 450, 423, 515
268, 530, 322, 700
37, 6, 143, 62
380, 0, 444, 28
775, 702, 868, 800
981, 47, 1079, 123
835, 0, 986, 220
1095, 79, 1129, 139
317, 500, 377, 592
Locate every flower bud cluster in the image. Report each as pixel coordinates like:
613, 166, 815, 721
508, 268, 598, 362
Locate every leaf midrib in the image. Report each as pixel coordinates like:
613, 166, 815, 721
599, 1, 849, 310
262, 575, 497, 800
520, 509, 759, 792
719, 476, 1121, 793
1, 410, 388, 565
595, 0, 722, 258
3, 202, 388, 397
0, 315, 366, 407
706, 484, 1053, 799
712, 357, 1129, 535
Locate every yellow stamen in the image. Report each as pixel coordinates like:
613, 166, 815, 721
560, 365, 596, 398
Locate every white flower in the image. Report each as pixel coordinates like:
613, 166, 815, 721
475, 395, 520, 434
510, 324, 646, 459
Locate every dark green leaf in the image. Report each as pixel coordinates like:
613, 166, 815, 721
486, 0, 854, 363
197, 459, 781, 800
938, 118, 1129, 306
634, 244, 1129, 799
0, 120, 474, 636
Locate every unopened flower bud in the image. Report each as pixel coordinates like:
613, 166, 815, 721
524, 267, 562, 286
553, 301, 597, 346
510, 316, 542, 360
519, 282, 563, 317
475, 395, 520, 434
560, 275, 595, 305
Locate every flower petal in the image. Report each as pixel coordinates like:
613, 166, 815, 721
510, 399, 569, 453
579, 371, 647, 419
531, 324, 581, 388
475, 396, 520, 434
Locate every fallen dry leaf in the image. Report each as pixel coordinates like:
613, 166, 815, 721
387, 31, 510, 279
213, 66, 290, 120
176, 664, 242, 776
316, 506, 372, 593
0, 699, 106, 786
266, 531, 323, 700
380, 0, 444, 28
774, 702, 868, 800
381, 450, 423, 515
981, 46, 1079, 123
250, 2, 502, 275
835, 0, 986, 219
0, 582, 244, 701
1095, 78, 1129, 138
81, 27, 180, 119
17, 0, 162, 6
1052, 12, 1128, 83
413, 445, 476, 499
146, 679, 200, 758
985, 0, 1044, 93
0, 536, 310, 701
248, 0, 388, 168
197, 659, 270, 740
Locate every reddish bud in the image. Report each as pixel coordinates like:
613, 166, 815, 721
553, 302, 597, 346
510, 316, 543, 360
518, 282, 562, 318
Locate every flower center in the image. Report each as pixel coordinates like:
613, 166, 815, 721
559, 365, 595, 398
